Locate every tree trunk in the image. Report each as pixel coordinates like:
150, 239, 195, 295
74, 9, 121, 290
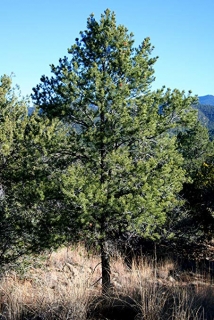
100, 239, 111, 294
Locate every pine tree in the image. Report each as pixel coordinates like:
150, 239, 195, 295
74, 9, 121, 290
177, 123, 214, 241
32, 9, 197, 292
177, 122, 212, 177
0, 74, 71, 266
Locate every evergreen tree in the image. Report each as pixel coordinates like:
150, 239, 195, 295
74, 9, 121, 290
0, 74, 71, 267
177, 122, 212, 177
32, 9, 197, 292
177, 123, 214, 241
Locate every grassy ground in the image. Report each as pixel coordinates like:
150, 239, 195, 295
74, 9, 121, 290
0, 244, 214, 319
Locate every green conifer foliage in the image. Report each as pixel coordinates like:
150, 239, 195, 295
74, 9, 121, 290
0, 74, 70, 266
32, 10, 197, 291
177, 123, 214, 241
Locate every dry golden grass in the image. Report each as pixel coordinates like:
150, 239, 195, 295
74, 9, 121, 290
0, 244, 214, 319
0, 245, 100, 319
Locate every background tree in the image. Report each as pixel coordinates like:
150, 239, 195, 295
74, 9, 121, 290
0, 74, 74, 268
177, 124, 214, 242
32, 9, 198, 292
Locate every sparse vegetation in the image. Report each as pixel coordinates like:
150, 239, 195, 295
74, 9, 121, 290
0, 245, 214, 320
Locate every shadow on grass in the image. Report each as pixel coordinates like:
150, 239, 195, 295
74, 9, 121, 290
88, 283, 214, 320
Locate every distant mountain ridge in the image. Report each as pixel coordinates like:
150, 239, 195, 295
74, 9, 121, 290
195, 95, 214, 136
199, 95, 214, 106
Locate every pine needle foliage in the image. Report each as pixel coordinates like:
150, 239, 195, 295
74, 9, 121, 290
32, 9, 198, 291
0, 74, 71, 266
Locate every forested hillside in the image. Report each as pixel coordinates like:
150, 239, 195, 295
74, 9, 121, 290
199, 95, 214, 106
193, 95, 214, 137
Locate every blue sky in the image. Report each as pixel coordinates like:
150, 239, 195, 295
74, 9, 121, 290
1, 0, 214, 99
